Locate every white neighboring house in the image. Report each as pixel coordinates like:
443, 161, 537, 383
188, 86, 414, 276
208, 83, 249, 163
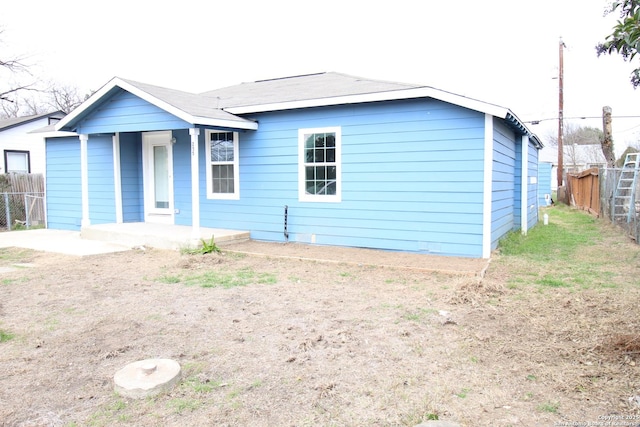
539, 143, 606, 190
0, 111, 65, 174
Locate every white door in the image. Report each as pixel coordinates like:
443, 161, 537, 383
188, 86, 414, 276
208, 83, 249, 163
142, 131, 174, 224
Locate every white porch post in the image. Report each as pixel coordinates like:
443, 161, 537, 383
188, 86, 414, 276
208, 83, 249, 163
482, 114, 493, 259
113, 133, 123, 223
80, 133, 90, 227
521, 135, 530, 235
189, 128, 200, 239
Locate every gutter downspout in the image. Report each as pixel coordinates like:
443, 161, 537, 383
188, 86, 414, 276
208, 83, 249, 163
482, 114, 493, 259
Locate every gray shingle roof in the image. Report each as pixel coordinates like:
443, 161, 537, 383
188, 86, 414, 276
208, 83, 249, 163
0, 111, 65, 131
119, 78, 253, 124
201, 72, 421, 109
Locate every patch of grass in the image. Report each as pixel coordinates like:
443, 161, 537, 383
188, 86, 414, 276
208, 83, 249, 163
184, 268, 276, 288
183, 376, 223, 393
499, 205, 600, 262
168, 398, 201, 414
0, 329, 15, 342
0, 248, 32, 263
157, 275, 181, 284
537, 401, 559, 413
535, 275, 570, 288
497, 206, 630, 290
402, 307, 437, 322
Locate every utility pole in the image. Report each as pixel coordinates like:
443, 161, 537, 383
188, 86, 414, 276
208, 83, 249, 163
557, 37, 566, 188
602, 106, 615, 168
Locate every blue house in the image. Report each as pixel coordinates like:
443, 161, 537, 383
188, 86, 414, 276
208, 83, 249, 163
49, 72, 542, 258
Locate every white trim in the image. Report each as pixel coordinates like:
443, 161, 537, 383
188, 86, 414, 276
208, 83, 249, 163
205, 129, 240, 200
226, 87, 509, 119
189, 128, 200, 238
298, 126, 342, 203
482, 114, 493, 259
79, 134, 90, 227
113, 133, 123, 223
521, 135, 529, 235
55, 77, 257, 132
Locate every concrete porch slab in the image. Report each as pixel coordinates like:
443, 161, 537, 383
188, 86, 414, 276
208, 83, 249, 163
81, 223, 250, 251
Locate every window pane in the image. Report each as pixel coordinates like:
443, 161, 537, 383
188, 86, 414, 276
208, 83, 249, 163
301, 130, 338, 198
210, 132, 234, 162
211, 165, 235, 194
6, 152, 29, 173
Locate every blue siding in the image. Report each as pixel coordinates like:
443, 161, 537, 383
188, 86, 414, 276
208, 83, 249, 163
491, 120, 517, 250
119, 133, 143, 222
538, 162, 552, 207
182, 98, 488, 257
46, 137, 82, 230
527, 140, 539, 230
172, 129, 193, 225
76, 89, 192, 134
87, 135, 116, 224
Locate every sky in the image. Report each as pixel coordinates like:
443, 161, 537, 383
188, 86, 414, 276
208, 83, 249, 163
2, 0, 640, 156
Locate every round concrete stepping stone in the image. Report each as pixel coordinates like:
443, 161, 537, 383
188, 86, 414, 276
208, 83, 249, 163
114, 358, 181, 398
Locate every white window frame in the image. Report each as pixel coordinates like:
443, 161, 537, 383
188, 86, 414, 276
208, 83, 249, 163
298, 126, 341, 203
205, 129, 240, 200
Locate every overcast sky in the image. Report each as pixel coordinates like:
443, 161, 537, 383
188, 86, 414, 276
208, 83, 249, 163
3, 0, 640, 154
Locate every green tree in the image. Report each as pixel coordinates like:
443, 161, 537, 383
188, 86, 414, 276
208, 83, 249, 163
596, 0, 640, 87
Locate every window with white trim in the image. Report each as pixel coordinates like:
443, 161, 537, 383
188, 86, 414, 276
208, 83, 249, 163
299, 127, 341, 202
4, 150, 30, 173
206, 130, 239, 199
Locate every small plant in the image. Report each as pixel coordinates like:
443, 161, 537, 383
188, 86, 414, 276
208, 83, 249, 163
537, 401, 559, 413
199, 236, 221, 254
182, 236, 221, 255
455, 388, 470, 398
0, 329, 15, 342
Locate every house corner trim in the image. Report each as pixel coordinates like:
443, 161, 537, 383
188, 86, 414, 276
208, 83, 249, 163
80, 134, 90, 227
482, 114, 493, 259
189, 128, 200, 238
521, 135, 529, 235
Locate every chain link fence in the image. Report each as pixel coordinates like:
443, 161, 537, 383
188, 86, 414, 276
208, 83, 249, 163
600, 167, 640, 242
0, 192, 46, 231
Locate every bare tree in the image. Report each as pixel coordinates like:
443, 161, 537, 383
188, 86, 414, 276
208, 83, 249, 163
0, 30, 39, 117
45, 83, 86, 114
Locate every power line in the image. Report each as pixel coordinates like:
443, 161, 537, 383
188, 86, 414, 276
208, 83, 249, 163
526, 115, 640, 125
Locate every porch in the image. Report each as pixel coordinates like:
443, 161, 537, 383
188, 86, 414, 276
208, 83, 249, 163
81, 223, 250, 251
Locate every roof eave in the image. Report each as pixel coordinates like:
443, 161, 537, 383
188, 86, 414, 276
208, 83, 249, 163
225, 86, 509, 117
191, 116, 258, 130
56, 78, 256, 132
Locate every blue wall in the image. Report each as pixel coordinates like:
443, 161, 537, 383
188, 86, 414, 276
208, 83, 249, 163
173, 98, 489, 257
119, 132, 144, 222
527, 139, 539, 229
491, 119, 517, 250
87, 135, 116, 224
76, 89, 192, 134
46, 137, 82, 230
538, 162, 553, 207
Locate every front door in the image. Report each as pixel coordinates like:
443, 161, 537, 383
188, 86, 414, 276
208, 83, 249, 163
142, 131, 174, 224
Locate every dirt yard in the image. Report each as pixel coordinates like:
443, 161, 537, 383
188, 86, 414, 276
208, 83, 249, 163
1, 218, 640, 427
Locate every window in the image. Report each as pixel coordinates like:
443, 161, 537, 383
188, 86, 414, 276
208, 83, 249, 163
4, 150, 30, 173
206, 130, 239, 199
299, 127, 341, 202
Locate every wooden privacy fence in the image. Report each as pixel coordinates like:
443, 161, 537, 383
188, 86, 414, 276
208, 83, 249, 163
566, 167, 600, 216
0, 173, 46, 230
